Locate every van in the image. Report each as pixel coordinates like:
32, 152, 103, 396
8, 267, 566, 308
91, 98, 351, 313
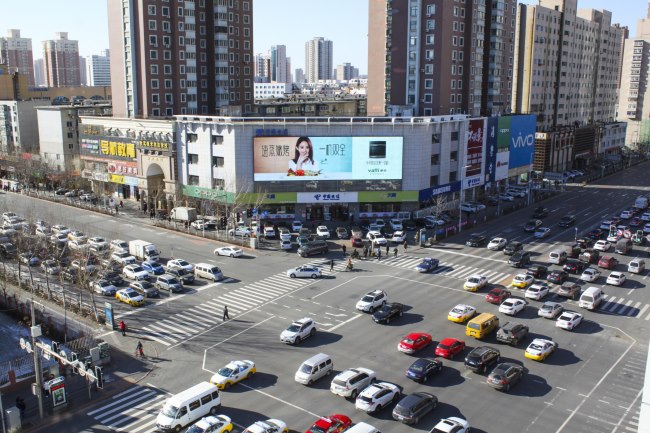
579, 286, 605, 311
345, 422, 381, 433
294, 353, 333, 385
628, 258, 646, 274
548, 250, 568, 265
615, 238, 632, 255
466, 313, 500, 339
194, 263, 224, 281
155, 382, 221, 432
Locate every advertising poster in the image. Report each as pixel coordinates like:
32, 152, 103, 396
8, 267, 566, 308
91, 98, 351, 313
253, 136, 403, 181
486, 116, 498, 183
508, 115, 537, 169
466, 119, 485, 177
497, 116, 512, 150
495, 151, 509, 181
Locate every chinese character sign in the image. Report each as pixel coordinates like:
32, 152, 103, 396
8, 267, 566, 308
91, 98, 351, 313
466, 119, 485, 178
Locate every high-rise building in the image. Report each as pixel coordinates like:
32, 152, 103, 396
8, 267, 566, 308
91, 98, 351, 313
79, 56, 87, 86
42, 32, 81, 87
107, 0, 254, 118
271, 45, 289, 83
254, 52, 270, 82
336, 63, 359, 81
0, 29, 35, 86
294, 68, 305, 85
85, 53, 111, 86
33, 58, 44, 86
305, 37, 333, 83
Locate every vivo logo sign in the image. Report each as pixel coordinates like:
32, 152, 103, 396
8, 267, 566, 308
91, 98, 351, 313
511, 133, 535, 148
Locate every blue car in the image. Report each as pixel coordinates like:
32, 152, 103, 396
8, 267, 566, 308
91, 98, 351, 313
415, 257, 439, 273
405, 358, 443, 383
141, 260, 165, 276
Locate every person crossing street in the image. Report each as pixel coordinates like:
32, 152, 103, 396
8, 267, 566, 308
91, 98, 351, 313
223, 305, 230, 321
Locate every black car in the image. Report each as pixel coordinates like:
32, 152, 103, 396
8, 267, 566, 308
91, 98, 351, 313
372, 302, 404, 324
587, 229, 604, 240
526, 265, 548, 279
98, 270, 124, 286
464, 346, 501, 374
532, 207, 549, 218
0, 242, 17, 258
487, 363, 524, 392
297, 240, 329, 257
392, 392, 438, 424
548, 269, 569, 284
485, 196, 499, 206
524, 219, 542, 232
415, 218, 436, 229
503, 241, 523, 256
567, 244, 582, 258
166, 267, 195, 284
579, 248, 600, 264
496, 322, 529, 346
563, 259, 586, 274
54, 188, 68, 195
405, 358, 443, 383
508, 251, 531, 268
465, 234, 487, 247
403, 220, 417, 231
575, 237, 592, 249
558, 215, 576, 227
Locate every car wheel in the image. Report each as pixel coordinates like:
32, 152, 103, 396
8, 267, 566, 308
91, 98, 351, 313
399, 310, 403, 317
351, 390, 358, 399
307, 379, 313, 385
413, 417, 419, 425
505, 383, 511, 392
290, 273, 296, 278
246, 372, 253, 379
310, 328, 316, 336
209, 405, 218, 415
423, 374, 429, 382
174, 425, 182, 433
311, 274, 317, 279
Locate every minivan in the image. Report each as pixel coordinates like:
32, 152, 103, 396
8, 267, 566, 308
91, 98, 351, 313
466, 313, 499, 339
548, 250, 568, 265
294, 353, 333, 385
345, 422, 381, 433
628, 258, 646, 274
615, 238, 632, 255
155, 382, 221, 432
579, 286, 605, 311
194, 263, 224, 281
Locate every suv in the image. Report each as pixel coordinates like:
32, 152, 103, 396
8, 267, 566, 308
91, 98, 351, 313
155, 274, 184, 293
356, 290, 388, 312
330, 367, 377, 399
465, 234, 486, 247
280, 318, 316, 344
557, 281, 581, 300
464, 346, 501, 374
496, 322, 529, 346
558, 215, 576, 227
297, 240, 329, 257
532, 207, 549, 218
166, 267, 195, 284
503, 241, 523, 256
508, 251, 531, 268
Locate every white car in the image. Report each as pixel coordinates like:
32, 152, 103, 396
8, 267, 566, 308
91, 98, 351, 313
391, 231, 406, 243
525, 338, 558, 362
51, 224, 71, 235
67, 230, 87, 242
214, 246, 243, 257
188, 415, 233, 433
373, 219, 386, 228
606, 271, 626, 286
431, 417, 470, 433
110, 239, 129, 252
91, 280, 117, 296
620, 210, 634, 220
538, 301, 564, 319
123, 264, 150, 281
355, 382, 401, 414
464, 274, 488, 292
68, 238, 89, 251
460, 203, 478, 212
286, 266, 322, 279
242, 419, 288, 433
330, 367, 377, 399
366, 231, 387, 246
111, 251, 137, 265
498, 193, 515, 202
1, 212, 17, 222
606, 232, 620, 242
291, 221, 303, 232
556, 311, 583, 331
447, 304, 477, 323
642, 212, 650, 222
389, 219, 403, 231
525, 283, 550, 301
316, 226, 330, 238
593, 240, 611, 251
166, 259, 194, 272
279, 228, 292, 241
643, 223, 650, 234
498, 298, 528, 316
356, 290, 388, 312
580, 267, 601, 282
424, 216, 445, 226
487, 237, 507, 250
280, 318, 316, 344
35, 226, 52, 237
280, 239, 292, 250
534, 227, 551, 239
49, 233, 68, 244
88, 236, 108, 248
600, 220, 614, 230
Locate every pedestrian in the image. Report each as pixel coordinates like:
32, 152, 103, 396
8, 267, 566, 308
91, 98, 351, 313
342, 244, 347, 255
115, 204, 119, 214
150, 210, 155, 220
363, 248, 368, 258
16, 397, 25, 420
330, 259, 334, 271
393, 247, 398, 257
222, 305, 230, 321
120, 200, 124, 208
386, 244, 390, 255
135, 341, 144, 358
403, 241, 408, 252
119, 320, 126, 336
143, 202, 148, 214
377, 248, 382, 261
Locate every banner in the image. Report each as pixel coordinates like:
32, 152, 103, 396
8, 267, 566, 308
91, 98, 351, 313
418, 181, 461, 202
495, 151, 509, 181
497, 116, 512, 150
486, 116, 498, 183
297, 192, 358, 203
508, 115, 536, 169
466, 119, 485, 177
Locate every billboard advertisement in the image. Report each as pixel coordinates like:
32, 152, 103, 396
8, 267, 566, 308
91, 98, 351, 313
485, 116, 498, 184
253, 136, 403, 181
497, 116, 511, 150
495, 151, 509, 181
508, 115, 536, 169
466, 119, 484, 177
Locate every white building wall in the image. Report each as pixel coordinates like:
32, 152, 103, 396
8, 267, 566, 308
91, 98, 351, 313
37, 107, 72, 171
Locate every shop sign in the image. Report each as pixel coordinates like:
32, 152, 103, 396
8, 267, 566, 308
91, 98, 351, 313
182, 185, 235, 203
123, 176, 139, 186
108, 162, 138, 176
418, 182, 461, 202
297, 192, 358, 203
110, 174, 125, 184
359, 211, 396, 218
263, 213, 296, 219
81, 170, 93, 179
93, 172, 109, 182
138, 140, 170, 151
80, 135, 136, 161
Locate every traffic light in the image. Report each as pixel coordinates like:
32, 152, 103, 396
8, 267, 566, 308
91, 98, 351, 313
95, 366, 104, 389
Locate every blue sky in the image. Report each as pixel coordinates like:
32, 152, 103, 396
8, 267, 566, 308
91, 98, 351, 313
0, 0, 647, 76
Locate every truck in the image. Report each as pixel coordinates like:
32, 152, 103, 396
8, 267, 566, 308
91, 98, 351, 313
635, 196, 648, 209
170, 207, 197, 223
128, 240, 160, 262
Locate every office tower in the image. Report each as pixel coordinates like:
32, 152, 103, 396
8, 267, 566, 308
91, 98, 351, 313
79, 56, 87, 86
336, 63, 359, 81
271, 45, 289, 83
294, 68, 305, 85
42, 32, 81, 87
0, 29, 35, 86
85, 53, 111, 86
305, 37, 333, 83
107, 0, 254, 118
254, 52, 270, 81
33, 58, 44, 86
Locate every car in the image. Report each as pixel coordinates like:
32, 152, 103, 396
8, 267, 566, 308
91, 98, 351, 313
487, 362, 524, 392
391, 231, 406, 243
286, 266, 322, 279
526, 265, 548, 279
525, 283, 550, 301
186, 415, 233, 433
209, 359, 256, 389
620, 210, 634, 219
356, 290, 388, 312
280, 239, 292, 250
335, 227, 349, 239
111, 251, 137, 265
525, 338, 558, 361
403, 220, 417, 231
503, 241, 523, 256
392, 392, 438, 424
593, 240, 611, 251
598, 255, 618, 269
373, 219, 387, 229
229, 227, 252, 237
547, 269, 569, 284
67, 230, 87, 242
40, 259, 60, 275
487, 237, 507, 250
524, 219, 543, 232
389, 219, 403, 231
563, 259, 586, 274
498, 193, 514, 202
464, 346, 500, 374
70, 258, 99, 273
447, 304, 477, 323
496, 322, 529, 346
508, 251, 531, 267
644, 223, 650, 234
123, 264, 150, 281
306, 414, 351, 433
642, 212, 650, 222
415, 257, 439, 273
291, 221, 303, 232
498, 298, 528, 316
167, 259, 194, 272
485, 288, 511, 305
129, 280, 159, 298
512, 273, 534, 289
557, 281, 581, 300
98, 270, 124, 286
435, 338, 465, 359
464, 274, 488, 292
558, 215, 576, 227
166, 267, 195, 284
580, 248, 600, 264
242, 419, 288, 433
141, 260, 165, 276
1, 212, 18, 222
372, 302, 404, 324
430, 417, 470, 433
606, 271, 626, 286
630, 217, 643, 228
214, 246, 243, 257
534, 227, 551, 239
586, 229, 604, 240
405, 358, 443, 383
465, 233, 486, 247
115, 288, 145, 307
355, 382, 401, 414
50, 224, 71, 235
538, 301, 564, 319
87, 236, 108, 248
67, 238, 89, 251
154, 274, 184, 293
297, 236, 311, 247
366, 231, 387, 246
90, 280, 117, 296
280, 318, 316, 344
532, 207, 549, 218
19, 253, 41, 267
398, 332, 432, 354
316, 226, 330, 238
190, 219, 217, 230
330, 367, 376, 399
0, 242, 17, 258
556, 311, 584, 331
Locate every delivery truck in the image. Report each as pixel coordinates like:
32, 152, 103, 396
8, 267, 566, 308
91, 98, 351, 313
129, 240, 160, 261
170, 207, 198, 223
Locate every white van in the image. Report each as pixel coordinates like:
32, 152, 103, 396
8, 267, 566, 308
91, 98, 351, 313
579, 286, 605, 311
628, 258, 646, 274
548, 250, 568, 265
156, 382, 221, 432
345, 422, 381, 433
194, 263, 224, 281
294, 353, 333, 385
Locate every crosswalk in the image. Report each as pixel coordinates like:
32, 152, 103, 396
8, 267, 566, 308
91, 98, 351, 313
596, 294, 650, 320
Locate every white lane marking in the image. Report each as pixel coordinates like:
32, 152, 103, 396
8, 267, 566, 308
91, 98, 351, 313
239, 382, 321, 418
425, 248, 508, 263
87, 387, 152, 416
629, 302, 642, 317
637, 304, 650, 319
202, 316, 275, 359
608, 297, 625, 312
617, 300, 634, 316
326, 314, 362, 332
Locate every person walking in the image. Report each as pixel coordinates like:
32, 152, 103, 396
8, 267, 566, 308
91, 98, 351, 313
393, 247, 398, 257
114, 204, 119, 215
16, 396, 25, 420
330, 259, 334, 271
403, 240, 408, 252
222, 305, 230, 321
386, 244, 390, 255
363, 247, 368, 258
120, 200, 124, 208
135, 341, 144, 358
119, 320, 126, 336
342, 244, 347, 255
377, 248, 382, 261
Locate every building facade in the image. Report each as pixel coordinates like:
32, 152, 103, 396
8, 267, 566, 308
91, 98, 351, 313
0, 29, 35, 87
305, 37, 333, 83
42, 32, 81, 87
253, 95, 367, 117
33, 59, 45, 87
0, 100, 40, 154
254, 52, 270, 82
254, 83, 292, 99
85, 53, 111, 87
336, 63, 359, 81
270, 45, 290, 83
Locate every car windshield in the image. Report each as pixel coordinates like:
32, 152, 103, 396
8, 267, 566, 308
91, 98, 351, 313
529, 343, 543, 351
126, 292, 138, 299
503, 301, 514, 307
437, 343, 450, 350
217, 367, 234, 377
299, 364, 312, 374
451, 307, 464, 314
177, 260, 190, 266
402, 338, 415, 345
361, 295, 374, 302
140, 282, 153, 289
308, 426, 327, 433
286, 325, 300, 332
559, 314, 571, 321
186, 424, 207, 433
358, 395, 373, 403
160, 403, 178, 418
541, 304, 553, 311
132, 266, 144, 272
468, 278, 479, 284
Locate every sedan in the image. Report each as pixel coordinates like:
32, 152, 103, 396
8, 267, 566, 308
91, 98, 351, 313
524, 219, 542, 232
524, 283, 550, 301
372, 302, 404, 324
431, 418, 470, 433
50, 224, 70, 235
286, 266, 322, 279
405, 358, 443, 383
391, 231, 406, 243
392, 392, 438, 425
166, 259, 194, 272
606, 271, 626, 286
111, 251, 137, 265
487, 237, 507, 251
538, 301, 564, 319
499, 298, 528, 316
556, 311, 584, 331
534, 227, 551, 239
547, 270, 569, 284
512, 274, 534, 289
209, 360, 256, 389
355, 382, 401, 414
435, 338, 465, 359
67, 230, 87, 242
367, 231, 387, 246
563, 259, 586, 274
485, 288, 511, 305
498, 193, 514, 202
587, 229, 604, 240
398, 332, 432, 354
316, 226, 330, 238
186, 415, 233, 433
40, 260, 60, 275
129, 281, 159, 298
291, 221, 303, 232
335, 227, 349, 239
306, 415, 351, 433
115, 288, 144, 307
415, 257, 439, 273
525, 338, 558, 362
526, 265, 548, 279
19, 253, 41, 267
447, 304, 477, 323
464, 274, 488, 292
242, 419, 288, 433
594, 240, 611, 251
487, 363, 524, 392
123, 264, 150, 281
141, 260, 165, 276
90, 280, 117, 296
88, 236, 108, 248
214, 246, 243, 257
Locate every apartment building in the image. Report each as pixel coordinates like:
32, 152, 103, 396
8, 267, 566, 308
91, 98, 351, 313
0, 29, 35, 87
42, 32, 81, 87
305, 37, 333, 83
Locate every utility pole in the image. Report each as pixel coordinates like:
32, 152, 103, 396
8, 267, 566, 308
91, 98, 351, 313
30, 300, 44, 420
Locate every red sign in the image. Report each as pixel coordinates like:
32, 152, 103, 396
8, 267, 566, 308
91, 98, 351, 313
107, 162, 138, 176
466, 119, 484, 177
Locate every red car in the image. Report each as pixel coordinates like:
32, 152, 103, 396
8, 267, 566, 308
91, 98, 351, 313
398, 332, 432, 354
435, 338, 465, 359
485, 288, 511, 305
306, 414, 352, 433
598, 255, 618, 270
351, 237, 363, 248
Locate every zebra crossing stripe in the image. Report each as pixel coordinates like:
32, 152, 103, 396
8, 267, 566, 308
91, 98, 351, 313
138, 329, 172, 346
630, 302, 642, 317
118, 415, 163, 433
617, 299, 635, 316
608, 297, 626, 312
231, 288, 275, 302
87, 387, 152, 416
219, 293, 259, 308
176, 314, 211, 327
600, 296, 614, 311
141, 327, 178, 344
155, 321, 192, 336
637, 303, 650, 319
246, 283, 288, 296
94, 389, 161, 423
193, 305, 222, 317
110, 395, 168, 430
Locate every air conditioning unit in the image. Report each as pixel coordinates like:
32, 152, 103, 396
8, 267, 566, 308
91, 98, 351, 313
164, 44, 170, 48
427, 13, 432, 17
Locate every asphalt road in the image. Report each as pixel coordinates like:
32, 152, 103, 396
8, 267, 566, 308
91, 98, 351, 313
1, 162, 649, 433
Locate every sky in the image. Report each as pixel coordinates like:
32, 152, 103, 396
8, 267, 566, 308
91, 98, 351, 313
0, 0, 648, 76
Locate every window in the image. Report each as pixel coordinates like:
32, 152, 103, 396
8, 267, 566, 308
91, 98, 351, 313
148, 20, 157, 30
162, 6, 170, 16
430, 175, 439, 186
187, 133, 198, 143
432, 134, 440, 144
164, 51, 171, 60
149, 35, 157, 46
451, 132, 459, 141
424, 79, 433, 89
150, 50, 158, 60
188, 175, 199, 186
165, 65, 172, 74
164, 79, 172, 89
67, 132, 74, 139
151, 65, 158, 75
431, 154, 439, 165
200, 395, 212, 405
152, 94, 159, 104
449, 171, 457, 182
188, 154, 199, 164
211, 135, 224, 145
213, 156, 225, 167
148, 5, 156, 15
151, 79, 159, 89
